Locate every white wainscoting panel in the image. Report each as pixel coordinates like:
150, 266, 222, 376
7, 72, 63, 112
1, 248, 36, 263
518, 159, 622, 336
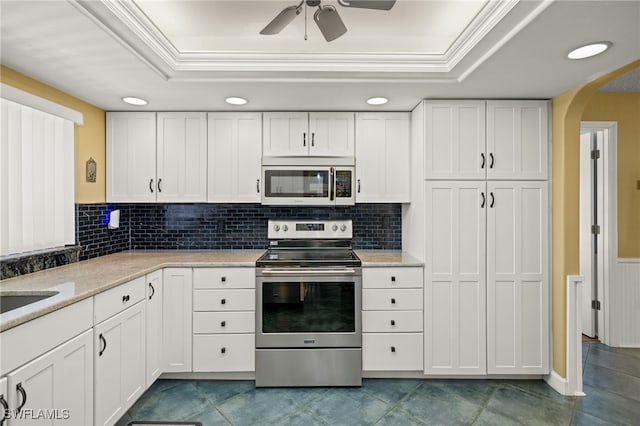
611, 259, 640, 347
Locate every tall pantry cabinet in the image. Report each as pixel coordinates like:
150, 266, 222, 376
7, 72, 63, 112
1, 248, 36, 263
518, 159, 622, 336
417, 100, 550, 375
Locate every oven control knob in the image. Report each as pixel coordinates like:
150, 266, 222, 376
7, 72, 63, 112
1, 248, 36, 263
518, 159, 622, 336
273, 224, 280, 232
340, 224, 347, 232
332, 224, 338, 232
282, 224, 289, 232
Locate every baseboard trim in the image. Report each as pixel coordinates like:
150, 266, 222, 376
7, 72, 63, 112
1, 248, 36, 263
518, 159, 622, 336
545, 370, 586, 396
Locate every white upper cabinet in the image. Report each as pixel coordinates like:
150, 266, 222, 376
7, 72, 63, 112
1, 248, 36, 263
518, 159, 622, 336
208, 113, 262, 203
156, 112, 207, 202
424, 101, 486, 180
263, 112, 355, 158
107, 112, 207, 202
355, 112, 410, 203
487, 101, 548, 180
107, 112, 157, 202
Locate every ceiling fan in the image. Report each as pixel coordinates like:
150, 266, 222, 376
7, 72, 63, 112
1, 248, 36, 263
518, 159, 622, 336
260, 0, 397, 42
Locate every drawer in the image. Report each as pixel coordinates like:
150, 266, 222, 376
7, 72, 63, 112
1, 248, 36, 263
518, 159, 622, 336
193, 334, 255, 372
362, 333, 423, 371
193, 268, 255, 289
363, 267, 423, 289
193, 289, 255, 311
362, 289, 423, 311
94, 276, 146, 324
362, 311, 422, 333
193, 311, 255, 334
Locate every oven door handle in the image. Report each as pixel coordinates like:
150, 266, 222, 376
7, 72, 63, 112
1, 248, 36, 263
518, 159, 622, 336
260, 268, 358, 275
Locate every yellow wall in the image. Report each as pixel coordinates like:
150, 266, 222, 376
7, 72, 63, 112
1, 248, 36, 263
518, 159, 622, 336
551, 60, 639, 378
0, 66, 106, 203
582, 92, 640, 258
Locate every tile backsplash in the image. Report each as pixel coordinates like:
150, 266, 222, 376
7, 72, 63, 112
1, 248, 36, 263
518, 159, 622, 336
77, 203, 401, 261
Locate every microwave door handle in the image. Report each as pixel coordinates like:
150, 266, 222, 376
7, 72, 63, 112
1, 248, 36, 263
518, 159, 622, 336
330, 167, 335, 201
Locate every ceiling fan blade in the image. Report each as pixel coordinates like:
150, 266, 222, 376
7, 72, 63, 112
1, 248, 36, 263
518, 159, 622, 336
337, 0, 396, 11
260, 4, 302, 35
314, 5, 347, 42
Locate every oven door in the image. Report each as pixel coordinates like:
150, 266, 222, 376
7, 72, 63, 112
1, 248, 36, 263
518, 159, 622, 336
256, 268, 362, 348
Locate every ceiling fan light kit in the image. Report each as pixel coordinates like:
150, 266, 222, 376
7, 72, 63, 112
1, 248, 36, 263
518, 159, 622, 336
260, 0, 396, 42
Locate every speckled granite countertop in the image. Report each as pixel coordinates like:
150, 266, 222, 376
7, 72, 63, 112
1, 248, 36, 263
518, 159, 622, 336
0, 249, 423, 332
0, 250, 262, 332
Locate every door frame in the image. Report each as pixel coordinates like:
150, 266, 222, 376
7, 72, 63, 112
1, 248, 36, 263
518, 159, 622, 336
579, 121, 617, 345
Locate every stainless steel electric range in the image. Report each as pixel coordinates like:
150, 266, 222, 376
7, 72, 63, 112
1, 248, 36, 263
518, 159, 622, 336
255, 219, 362, 387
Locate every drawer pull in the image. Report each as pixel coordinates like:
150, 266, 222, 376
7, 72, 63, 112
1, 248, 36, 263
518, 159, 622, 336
221, 298, 226, 305
221, 321, 226, 327
390, 320, 396, 326
221, 347, 226, 354
221, 276, 227, 282
122, 295, 130, 303
391, 276, 396, 282
391, 298, 396, 305
390, 346, 396, 353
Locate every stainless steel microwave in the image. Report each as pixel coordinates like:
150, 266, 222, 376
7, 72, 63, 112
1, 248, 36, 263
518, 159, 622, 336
261, 166, 355, 206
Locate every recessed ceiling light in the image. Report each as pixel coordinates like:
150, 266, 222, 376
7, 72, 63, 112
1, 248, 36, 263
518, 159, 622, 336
122, 96, 148, 106
367, 97, 389, 106
567, 42, 612, 60
225, 97, 248, 106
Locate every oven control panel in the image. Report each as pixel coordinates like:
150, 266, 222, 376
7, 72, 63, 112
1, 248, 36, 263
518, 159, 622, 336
268, 219, 352, 239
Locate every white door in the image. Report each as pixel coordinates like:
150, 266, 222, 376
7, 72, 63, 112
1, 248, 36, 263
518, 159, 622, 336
7, 330, 93, 426
156, 112, 207, 202
106, 112, 156, 202
487, 101, 548, 180
355, 113, 410, 203
95, 302, 146, 426
145, 269, 163, 387
207, 113, 262, 202
487, 181, 549, 374
163, 268, 193, 373
424, 101, 486, 180
262, 112, 308, 157
308, 112, 354, 157
424, 181, 487, 375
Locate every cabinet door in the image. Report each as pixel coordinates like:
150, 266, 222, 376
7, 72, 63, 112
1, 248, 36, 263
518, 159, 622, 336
0, 377, 6, 426
163, 268, 193, 373
145, 270, 163, 388
487, 101, 548, 180
424, 101, 486, 180
106, 112, 156, 202
156, 112, 207, 202
208, 113, 262, 202
424, 182, 487, 375
263, 112, 308, 157
355, 113, 410, 203
487, 181, 549, 374
308, 112, 354, 157
94, 302, 146, 426
7, 330, 93, 426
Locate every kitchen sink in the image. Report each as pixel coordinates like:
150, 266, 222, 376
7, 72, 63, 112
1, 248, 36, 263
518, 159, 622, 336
0, 291, 60, 314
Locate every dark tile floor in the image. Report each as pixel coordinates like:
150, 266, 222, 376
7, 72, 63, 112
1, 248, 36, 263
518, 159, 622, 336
117, 342, 640, 425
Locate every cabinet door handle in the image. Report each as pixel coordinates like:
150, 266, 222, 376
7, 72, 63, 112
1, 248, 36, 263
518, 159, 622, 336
311, 132, 315, 147
99, 333, 107, 357
391, 276, 396, 282
481, 153, 485, 169
390, 346, 396, 353
15, 383, 27, 414
157, 178, 162, 193
489, 153, 494, 169
490, 192, 495, 208
357, 179, 361, 193
257, 179, 260, 193
0, 393, 8, 424
221, 276, 226, 282
303, 132, 306, 147
481, 192, 486, 208
149, 282, 155, 300
390, 320, 396, 326
221, 321, 226, 327
149, 179, 154, 193
391, 298, 396, 305
221, 298, 226, 305
221, 347, 226, 354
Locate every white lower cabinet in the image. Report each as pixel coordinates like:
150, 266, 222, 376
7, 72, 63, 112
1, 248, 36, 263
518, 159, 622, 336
94, 301, 146, 426
162, 268, 193, 373
362, 267, 423, 372
145, 270, 163, 387
5, 330, 93, 426
192, 267, 255, 373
